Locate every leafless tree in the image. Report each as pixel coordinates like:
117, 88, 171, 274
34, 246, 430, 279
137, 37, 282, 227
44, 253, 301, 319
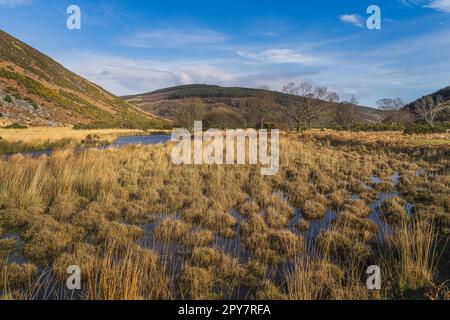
376, 97, 405, 124
247, 90, 277, 129
282, 80, 339, 131
175, 98, 205, 131
335, 95, 358, 129
414, 95, 442, 127
349, 94, 358, 106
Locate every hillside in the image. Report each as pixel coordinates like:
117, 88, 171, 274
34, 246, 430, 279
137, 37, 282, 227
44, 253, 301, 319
124, 84, 385, 129
404, 86, 450, 122
0, 30, 169, 129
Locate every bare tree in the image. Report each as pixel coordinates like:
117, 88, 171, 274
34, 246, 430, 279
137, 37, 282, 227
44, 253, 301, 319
414, 95, 443, 127
282, 80, 338, 132
376, 98, 405, 124
175, 98, 205, 131
245, 91, 277, 129
349, 94, 358, 106
335, 95, 358, 129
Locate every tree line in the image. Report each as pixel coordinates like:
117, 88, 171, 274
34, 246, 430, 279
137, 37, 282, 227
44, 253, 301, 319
173, 80, 448, 131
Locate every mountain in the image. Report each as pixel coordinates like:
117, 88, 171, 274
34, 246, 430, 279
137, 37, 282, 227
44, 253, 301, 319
0, 30, 169, 129
404, 86, 450, 122
124, 84, 384, 129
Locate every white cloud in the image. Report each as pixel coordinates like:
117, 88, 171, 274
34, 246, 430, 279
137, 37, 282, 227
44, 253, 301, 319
59, 53, 314, 96
61, 53, 239, 95
237, 49, 321, 65
121, 28, 228, 48
0, 0, 31, 7
339, 14, 364, 28
59, 27, 450, 107
425, 0, 450, 13
398, 0, 423, 6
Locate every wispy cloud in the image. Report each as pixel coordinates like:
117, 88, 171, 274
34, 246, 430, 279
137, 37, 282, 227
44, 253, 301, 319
236, 49, 321, 65
425, 0, 450, 13
56, 4, 450, 107
62, 53, 237, 95
60, 52, 315, 96
0, 0, 31, 7
121, 28, 228, 48
339, 14, 364, 28
398, 0, 423, 6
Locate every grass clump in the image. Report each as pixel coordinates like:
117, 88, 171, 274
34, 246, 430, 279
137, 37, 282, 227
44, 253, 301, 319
154, 218, 214, 247
380, 197, 409, 226
379, 218, 438, 297
286, 258, 345, 300
83, 242, 172, 300
301, 195, 327, 220
0, 263, 37, 292
179, 266, 217, 300
296, 219, 310, 232
342, 199, 372, 218
0, 238, 16, 257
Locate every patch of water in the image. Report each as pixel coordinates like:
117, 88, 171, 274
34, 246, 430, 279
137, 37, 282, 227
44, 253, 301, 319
368, 191, 414, 241
288, 209, 337, 250
2, 233, 28, 264
391, 172, 400, 186
370, 176, 383, 184
1, 134, 172, 158
350, 194, 360, 201
273, 191, 289, 203
416, 169, 425, 177
214, 209, 251, 263
110, 134, 172, 147
139, 215, 187, 286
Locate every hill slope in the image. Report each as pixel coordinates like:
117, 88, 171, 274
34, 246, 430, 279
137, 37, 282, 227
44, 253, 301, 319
0, 30, 169, 128
404, 86, 450, 122
124, 84, 384, 129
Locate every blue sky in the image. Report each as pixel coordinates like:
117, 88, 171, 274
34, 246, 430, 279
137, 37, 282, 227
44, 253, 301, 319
1, 0, 450, 107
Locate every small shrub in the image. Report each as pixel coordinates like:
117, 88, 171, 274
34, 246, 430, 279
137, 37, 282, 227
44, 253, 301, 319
3, 123, 28, 129
3, 95, 13, 103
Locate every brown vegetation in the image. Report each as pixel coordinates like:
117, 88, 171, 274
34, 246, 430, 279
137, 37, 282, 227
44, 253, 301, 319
0, 130, 448, 300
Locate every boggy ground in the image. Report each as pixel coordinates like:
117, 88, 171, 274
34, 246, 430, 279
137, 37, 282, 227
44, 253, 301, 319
0, 130, 448, 300
0, 127, 170, 154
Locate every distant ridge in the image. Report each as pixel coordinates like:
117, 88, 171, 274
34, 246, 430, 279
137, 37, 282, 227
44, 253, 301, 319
124, 84, 385, 128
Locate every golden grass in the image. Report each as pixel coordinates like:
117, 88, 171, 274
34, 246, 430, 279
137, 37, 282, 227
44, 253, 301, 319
0, 127, 168, 144
83, 242, 172, 300
0, 130, 448, 300
302, 129, 450, 148
379, 218, 439, 296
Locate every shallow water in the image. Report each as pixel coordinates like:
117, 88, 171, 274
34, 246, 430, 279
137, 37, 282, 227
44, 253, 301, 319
110, 134, 172, 146
2, 233, 27, 264
288, 209, 337, 250
1, 155, 418, 299
391, 172, 401, 186
370, 176, 383, 184
1, 134, 172, 158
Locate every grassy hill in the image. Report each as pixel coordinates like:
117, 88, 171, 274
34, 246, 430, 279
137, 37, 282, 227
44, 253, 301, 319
124, 84, 384, 129
0, 30, 169, 129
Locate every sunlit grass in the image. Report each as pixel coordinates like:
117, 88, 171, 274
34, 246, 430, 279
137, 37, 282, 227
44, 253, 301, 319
0, 130, 448, 300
